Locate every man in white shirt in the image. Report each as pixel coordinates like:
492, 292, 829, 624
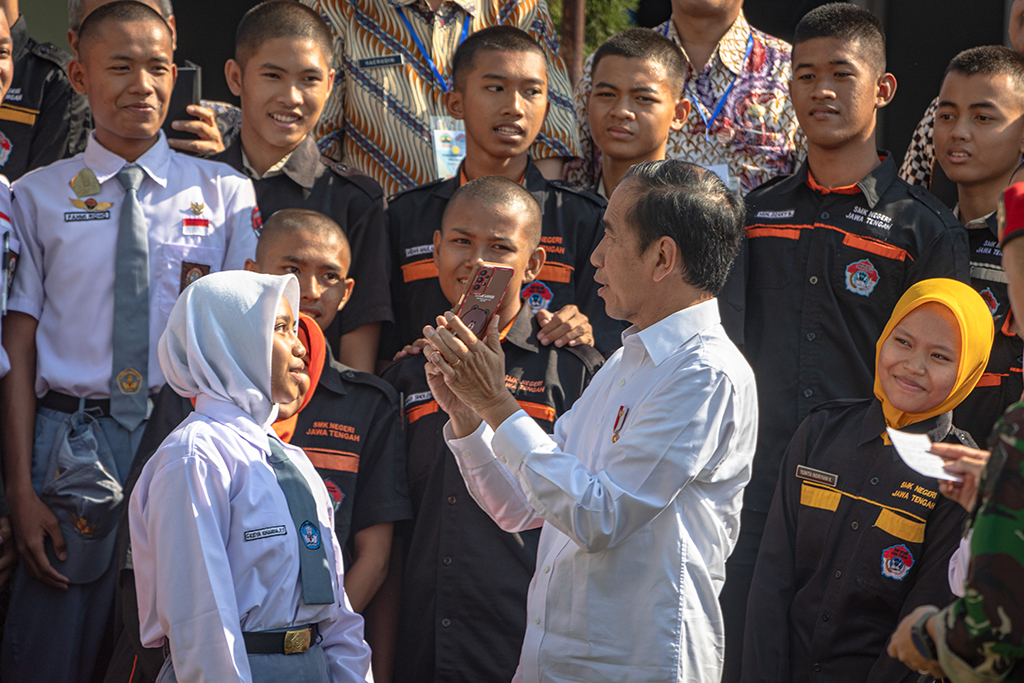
420, 159, 758, 682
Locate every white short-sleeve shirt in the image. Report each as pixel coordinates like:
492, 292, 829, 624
8, 132, 259, 398
0, 174, 16, 378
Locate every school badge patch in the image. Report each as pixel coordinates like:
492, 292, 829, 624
116, 368, 143, 395
300, 520, 321, 550
980, 287, 999, 317
881, 544, 914, 580
324, 479, 344, 513
0, 130, 12, 168
845, 259, 879, 297
522, 281, 553, 314
252, 206, 263, 236
179, 262, 211, 292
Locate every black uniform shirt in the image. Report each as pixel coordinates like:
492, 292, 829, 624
742, 154, 970, 541
215, 135, 393, 337
952, 211, 1023, 444
383, 158, 624, 358
742, 399, 972, 683
0, 16, 90, 181
381, 307, 602, 683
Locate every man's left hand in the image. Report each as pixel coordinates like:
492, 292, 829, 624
536, 305, 593, 348
167, 105, 225, 156
888, 606, 944, 679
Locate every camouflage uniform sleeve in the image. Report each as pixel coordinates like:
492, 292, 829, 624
899, 97, 938, 187
933, 402, 1024, 682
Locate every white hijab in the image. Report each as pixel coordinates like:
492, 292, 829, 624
158, 271, 300, 427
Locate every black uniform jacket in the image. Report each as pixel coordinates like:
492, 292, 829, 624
381, 307, 603, 683
105, 349, 411, 683
742, 399, 972, 683
215, 135, 393, 338
0, 16, 89, 180
741, 154, 970, 550
952, 212, 1023, 444
383, 157, 625, 358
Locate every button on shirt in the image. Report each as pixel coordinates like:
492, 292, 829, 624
446, 300, 758, 682
129, 395, 371, 683
568, 11, 805, 195
8, 132, 259, 398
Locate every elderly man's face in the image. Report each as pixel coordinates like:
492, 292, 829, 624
590, 180, 651, 323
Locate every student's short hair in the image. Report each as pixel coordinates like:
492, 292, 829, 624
443, 175, 543, 249
591, 29, 686, 98
257, 208, 351, 266
945, 46, 1024, 98
76, 1, 172, 51
621, 160, 744, 295
69, 0, 173, 32
451, 26, 546, 92
235, 0, 333, 68
793, 2, 886, 73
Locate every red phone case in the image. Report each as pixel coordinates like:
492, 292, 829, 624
450, 263, 515, 336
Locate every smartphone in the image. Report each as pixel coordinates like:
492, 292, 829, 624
162, 61, 202, 140
449, 262, 515, 336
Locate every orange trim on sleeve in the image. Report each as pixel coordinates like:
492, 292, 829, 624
976, 373, 1009, 388
301, 447, 360, 473
402, 258, 440, 283
538, 262, 574, 283
517, 401, 556, 422
407, 400, 439, 424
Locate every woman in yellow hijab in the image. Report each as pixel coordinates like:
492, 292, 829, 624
740, 278, 993, 683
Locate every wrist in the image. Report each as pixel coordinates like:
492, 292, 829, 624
478, 390, 520, 430
912, 608, 941, 661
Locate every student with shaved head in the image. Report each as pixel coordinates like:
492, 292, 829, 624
0, 3, 257, 679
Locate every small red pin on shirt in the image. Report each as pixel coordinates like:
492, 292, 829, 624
612, 406, 629, 443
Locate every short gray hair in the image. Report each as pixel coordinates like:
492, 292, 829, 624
69, 0, 174, 31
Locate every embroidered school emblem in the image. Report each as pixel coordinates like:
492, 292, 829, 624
69, 197, 114, 212
72, 513, 98, 536
845, 259, 879, 297
300, 520, 321, 550
0, 130, 12, 168
881, 544, 914, 581
179, 262, 211, 292
324, 479, 344, 513
251, 207, 263, 236
522, 281, 553, 314
980, 287, 999, 317
116, 368, 143, 395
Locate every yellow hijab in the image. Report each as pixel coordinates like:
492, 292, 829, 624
874, 278, 994, 431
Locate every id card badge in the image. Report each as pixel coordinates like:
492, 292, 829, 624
706, 161, 741, 194
431, 115, 467, 180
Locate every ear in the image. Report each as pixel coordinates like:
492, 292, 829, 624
651, 235, 680, 284
671, 97, 691, 132
326, 68, 337, 98
225, 59, 244, 98
243, 258, 259, 272
67, 58, 87, 96
67, 29, 79, 57
166, 14, 178, 52
432, 229, 443, 267
876, 72, 897, 109
522, 245, 546, 284
337, 278, 355, 311
446, 89, 464, 120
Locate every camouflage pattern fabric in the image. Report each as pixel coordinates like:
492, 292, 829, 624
935, 401, 1024, 681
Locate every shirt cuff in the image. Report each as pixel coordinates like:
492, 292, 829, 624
934, 605, 1010, 683
492, 409, 556, 473
444, 419, 497, 469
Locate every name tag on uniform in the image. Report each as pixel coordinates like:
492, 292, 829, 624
244, 525, 287, 541
796, 465, 839, 487
357, 54, 404, 69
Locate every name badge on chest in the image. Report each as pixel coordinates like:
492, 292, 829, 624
796, 464, 839, 487
357, 54, 405, 69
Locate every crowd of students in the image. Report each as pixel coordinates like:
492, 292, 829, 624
0, 0, 1022, 681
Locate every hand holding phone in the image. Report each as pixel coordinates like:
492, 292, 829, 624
449, 262, 514, 337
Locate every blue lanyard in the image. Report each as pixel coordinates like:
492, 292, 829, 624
395, 6, 470, 93
664, 21, 754, 143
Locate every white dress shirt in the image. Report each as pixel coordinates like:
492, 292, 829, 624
0, 174, 15, 378
446, 299, 758, 683
129, 395, 371, 683
8, 132, 258, 398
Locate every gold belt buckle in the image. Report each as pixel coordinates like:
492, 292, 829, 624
283, 627, 311, 655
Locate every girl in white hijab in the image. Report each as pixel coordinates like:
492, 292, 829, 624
129, 271, 371, 683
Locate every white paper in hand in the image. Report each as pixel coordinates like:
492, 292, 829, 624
886, 427, 962, 482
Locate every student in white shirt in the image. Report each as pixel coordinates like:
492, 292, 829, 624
130, 270, 371, 683
421, 159, 758, 682
0, 3, 257, 681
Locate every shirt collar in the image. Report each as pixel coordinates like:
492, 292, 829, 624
953, 205, 998, 236
83, 130, 171, 188
664, 11, 752, 76
595, 174, 608, 200
315, 346, 350, 397
624, 299, 721, 368
242, 147, 295, 181
388, 0, 477, 15
502, 305, 540, 353
859, 398, 954, 446
195, 394, 278, 454
788, 153, 897, 209
10, 15, 29, 62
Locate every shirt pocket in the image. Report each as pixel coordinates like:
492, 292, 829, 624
831, 236, 909, 309
155, 243, 222, 316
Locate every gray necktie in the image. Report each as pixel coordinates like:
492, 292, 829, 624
110, 166, 149, 431
267, 437, 336, 605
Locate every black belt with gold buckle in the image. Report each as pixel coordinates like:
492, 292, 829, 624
242, 624, 319, 655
